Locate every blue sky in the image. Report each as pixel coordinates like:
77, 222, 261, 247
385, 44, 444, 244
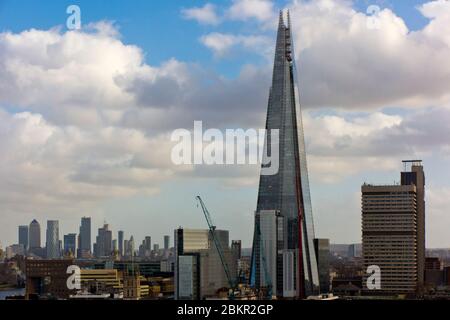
0, 0, 430, 75
1, 0, 450, 250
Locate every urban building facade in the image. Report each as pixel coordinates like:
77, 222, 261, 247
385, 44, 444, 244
78, 217, 91, 258
18, 225, 29, 252
164, 235, 170, 250
94, 223, 113, 258
26, 259, 75, 299
362, 161, 425, 296
46, 220, 61, 259
64, 233, 77, 257
174, 228, 235, 299
29, 219, 41, 251
251, 11, 319, 298
314, 238, 330, 293
118, 230, 124, 258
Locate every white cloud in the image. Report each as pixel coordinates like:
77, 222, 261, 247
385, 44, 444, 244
2, 1, 450, 246
303, 111, 403, 183
287, 0, 450, 109
0, 22, 142, 126
227, 0, 277, 23
0, 110, 183, 216
181, 3, 221, 25
200, 32, 272, 57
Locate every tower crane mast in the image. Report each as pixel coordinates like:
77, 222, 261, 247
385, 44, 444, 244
195, 196, 236, 294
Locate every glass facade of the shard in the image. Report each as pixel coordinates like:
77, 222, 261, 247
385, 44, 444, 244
251, 11, 320, 298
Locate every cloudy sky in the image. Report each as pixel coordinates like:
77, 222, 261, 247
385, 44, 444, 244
1, 0, 450, 249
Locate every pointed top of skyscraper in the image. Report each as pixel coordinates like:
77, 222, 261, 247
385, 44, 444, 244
251, 6, 319, 298
278, 9, 285, 28
287, 9, 291, 29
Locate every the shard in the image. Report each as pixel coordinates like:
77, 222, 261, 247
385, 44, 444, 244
250, 10, 320, 298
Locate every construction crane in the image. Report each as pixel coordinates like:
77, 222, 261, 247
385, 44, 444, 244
195, 196, 237, 297
255, 219, 273, 299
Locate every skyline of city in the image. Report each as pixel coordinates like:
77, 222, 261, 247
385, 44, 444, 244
3, 216, 174, 258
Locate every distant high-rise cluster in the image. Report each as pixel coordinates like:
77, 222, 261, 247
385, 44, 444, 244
5, 216, 172, 262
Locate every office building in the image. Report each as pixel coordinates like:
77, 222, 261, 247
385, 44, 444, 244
348, 244, 362, 258
29, 219, 41, 251
250, 11, 319, 298
78, 217, 91, 258
164, 235, 170, 250
26, 259, 75, 299
401, 161, 425, 292
314, 238, 330, 293
231, 240, 241, 279
174, 228, 235, 300
362, 160, 425, 296
46, 220, 61, 259
124, 236, 135, 258
145, 236, 152, 257
112, 239, 118, 252
18, 225, 29, 252
118, 230, 124, 257
94, 223, 113, 258
64, 233, 77, 257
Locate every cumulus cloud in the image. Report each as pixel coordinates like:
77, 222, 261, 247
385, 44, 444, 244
227, 0, 277, 23
288, 0, 450, 109
181, 3, 221, 25
0, 22, 141, 127
0, 109, 184, 215
302, 106, 450, 183
2, 1, 450, 246
0, 22, 272, 226
200, 32, 272, 57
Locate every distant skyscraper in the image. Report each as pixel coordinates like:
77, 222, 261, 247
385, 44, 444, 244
145, 236, 152, 255
251, 11, 319, 298
118, 230, 124, 257
46, 220, 61, 259
78, 217, 91, 258
347, 243, 362, 258
94, 223, 112, 258
127, 236, 135, 258
112, 239, 118, 253
231, 240, 241, 261
64, 233, 76, 257
29, 219, 41, 250
362, 160, 425, 296
164, 235, 170, 250
18, 225, 29, 251
124, 239, 129, 257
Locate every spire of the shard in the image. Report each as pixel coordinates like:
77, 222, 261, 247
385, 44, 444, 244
251, 7, 320, 299
278, 9, 284, 29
